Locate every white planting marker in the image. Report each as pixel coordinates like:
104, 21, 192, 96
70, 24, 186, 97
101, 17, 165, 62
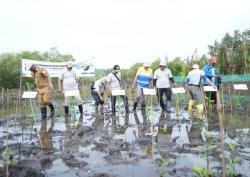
143, 88, 156, 95
233, 84, 248, 90
172, 87, 185, 94
111, 89, 125, 96
64, 90, 80, 97
203, 86, 217, 92
22, 91, 37, 99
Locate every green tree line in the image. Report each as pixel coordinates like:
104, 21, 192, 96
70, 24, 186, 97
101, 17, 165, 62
0, 48, 74, 89
1, 29, 249, 89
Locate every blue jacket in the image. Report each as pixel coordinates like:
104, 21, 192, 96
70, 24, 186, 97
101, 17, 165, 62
203, 64, 221, 86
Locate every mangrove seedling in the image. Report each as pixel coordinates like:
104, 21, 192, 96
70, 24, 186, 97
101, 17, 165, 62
226, 143, 241, 177
155, 157, 169, 177
192, 165, 214, 177
1, 148, 17, 165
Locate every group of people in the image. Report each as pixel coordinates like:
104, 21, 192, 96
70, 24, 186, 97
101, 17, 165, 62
29, 56, 221, 120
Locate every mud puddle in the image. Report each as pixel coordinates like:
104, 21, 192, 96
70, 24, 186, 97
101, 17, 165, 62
0, 101, 250, 177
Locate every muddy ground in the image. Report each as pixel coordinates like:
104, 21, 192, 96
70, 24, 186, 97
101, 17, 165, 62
0, 98, 250, 177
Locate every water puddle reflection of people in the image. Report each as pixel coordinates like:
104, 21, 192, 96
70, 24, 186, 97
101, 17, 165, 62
39, 117, 55, 150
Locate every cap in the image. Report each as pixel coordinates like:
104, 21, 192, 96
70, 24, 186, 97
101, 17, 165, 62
143, 62, 150, 67
192, 64, 199, 69
66, 63, 73, 68
159, 60, 166, 66
113, 65, 120, 71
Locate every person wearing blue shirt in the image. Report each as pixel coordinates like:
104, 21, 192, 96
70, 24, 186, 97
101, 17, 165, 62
203, 56, 221, 105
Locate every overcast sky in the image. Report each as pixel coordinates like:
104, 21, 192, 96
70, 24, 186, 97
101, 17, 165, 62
0, 0, 249, 68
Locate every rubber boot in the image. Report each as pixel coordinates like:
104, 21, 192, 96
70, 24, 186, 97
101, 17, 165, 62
133, 102, 137, 112
78, 104, 83, 114
166, 101, 172, 113
48, 103, 55, 117
41, 107, 47, 119
188, 100, 194, 117
196, 104, 204, 119
64, 106, 69, 116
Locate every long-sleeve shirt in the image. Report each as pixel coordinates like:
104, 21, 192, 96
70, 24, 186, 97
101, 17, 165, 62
203, 64, 221, 86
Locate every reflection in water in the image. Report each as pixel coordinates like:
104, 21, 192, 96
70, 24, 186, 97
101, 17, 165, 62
63, 114, 83, 153
39, 117, 55, 150
92, 114, 104, 129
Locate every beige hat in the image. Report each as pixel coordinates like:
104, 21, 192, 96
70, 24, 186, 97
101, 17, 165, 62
192, 64, 199, 69
159, 60, 166, 66
66, 63, 73, 68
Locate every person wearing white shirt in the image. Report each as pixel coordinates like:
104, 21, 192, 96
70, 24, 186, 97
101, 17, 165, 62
106, 65, 129, 114
153, 60, 174, 112
91, 77, 107, 111
59, 63, 83, 115
186, 64, 215, 119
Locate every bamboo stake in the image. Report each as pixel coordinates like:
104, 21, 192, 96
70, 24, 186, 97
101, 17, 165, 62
216, 91, 226, 177
27, 84, 36, 124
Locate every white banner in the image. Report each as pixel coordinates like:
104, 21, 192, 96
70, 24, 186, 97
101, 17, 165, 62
21, 59, 95, 78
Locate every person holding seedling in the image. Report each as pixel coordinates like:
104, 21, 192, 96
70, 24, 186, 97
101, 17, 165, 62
132, 62, 153, 112
91, 77, 107, 111
29, 64, 55, 119
186, 64, 216, 119
153, 60, 174, 113
59, 62, 83, 116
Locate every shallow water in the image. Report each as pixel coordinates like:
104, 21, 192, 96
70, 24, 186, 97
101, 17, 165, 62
0, 100, 250, 177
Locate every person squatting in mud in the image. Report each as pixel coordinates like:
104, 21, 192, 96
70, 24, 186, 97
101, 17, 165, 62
91, 77, 108, 111
59, 62, 83, 116
29, 64, 55, 119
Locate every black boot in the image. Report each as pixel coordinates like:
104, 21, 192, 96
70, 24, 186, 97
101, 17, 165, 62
133, 102, 137, 112
48, 103, 55, 117
41, 107, 47, 119
64, 106, 69, 116
78, 104, 83, 114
